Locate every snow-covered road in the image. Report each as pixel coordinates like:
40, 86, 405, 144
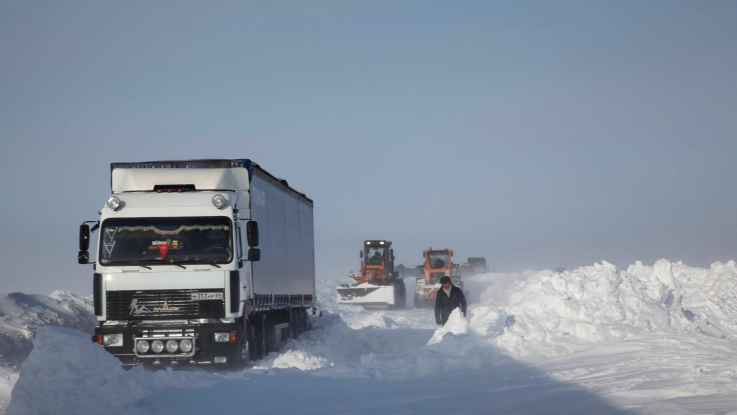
6, 259, 737, 414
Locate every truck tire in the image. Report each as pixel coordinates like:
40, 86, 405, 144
396, 281, 406, 309
388, 280, 406, 310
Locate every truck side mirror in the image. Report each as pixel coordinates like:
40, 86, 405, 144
450, 251, 453, 257
248, 248, 261, 262
390, 249, 394, 260
80, 224, 90, 251
360, 251, 363, 259
247, 221, 259, 247
78, 250, 89, 264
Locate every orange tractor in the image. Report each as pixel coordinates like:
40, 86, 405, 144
413, 248, 468, 308
337, 240, 406, 309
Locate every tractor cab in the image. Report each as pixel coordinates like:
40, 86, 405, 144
361, 240, 394, 276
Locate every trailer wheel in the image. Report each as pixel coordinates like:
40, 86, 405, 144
248, 318, 264, 361
264, 313, 276, 353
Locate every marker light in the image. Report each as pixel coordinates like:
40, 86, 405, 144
179, 339, 193, 353
136, 340, 150, 354
165, 340, 179, 353
106, 196, 121, 210
212, 194, 226, 209
151, 339, 164, 354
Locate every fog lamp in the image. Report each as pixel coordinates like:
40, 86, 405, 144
179, 339, 193, 353
165, 340, 179, 353
106, 196, 120, 210
214, 356, 227, 364
136, 340, 150, 354
212, 194, 226, 209
151, 339, 164, 354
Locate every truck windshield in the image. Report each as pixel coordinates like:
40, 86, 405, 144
99, 217, 233, 266
427, 251, 450, 268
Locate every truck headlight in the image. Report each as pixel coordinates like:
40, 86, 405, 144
106, 196, 120, 210
103, 333, 123, 347
213, 332, 233, 343
151, 339, 164, 354
212, 194, 226, 209
136, 340, 150, 354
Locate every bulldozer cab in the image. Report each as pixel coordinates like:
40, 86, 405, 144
362, 240, 393, 273
365, 247, 386, 266
426, 249, 451, 270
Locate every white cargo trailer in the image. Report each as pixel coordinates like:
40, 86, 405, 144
78, 159, 316, 370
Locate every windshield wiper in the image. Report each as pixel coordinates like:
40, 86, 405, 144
189, 260, 222, 268
138, 265, 152, 270
174, 264, 186, 269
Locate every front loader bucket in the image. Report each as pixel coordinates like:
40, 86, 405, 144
337, 285, 395, 306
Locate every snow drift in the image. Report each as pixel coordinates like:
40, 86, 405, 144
7, 259, 737, 414
0, 291, 95, 413
491, 259, 737, 360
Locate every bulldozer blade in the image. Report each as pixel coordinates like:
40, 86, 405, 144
337, 285, 395, 306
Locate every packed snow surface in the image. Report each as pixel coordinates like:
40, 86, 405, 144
6, 259, 737, 414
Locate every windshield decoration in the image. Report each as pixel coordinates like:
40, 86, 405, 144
104, 240, 116, 255
99, 217, 233, 266
115, 224, 229, 235
158, 243, 170, 259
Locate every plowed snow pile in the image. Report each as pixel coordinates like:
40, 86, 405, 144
0, 291, 95, 413
6, 260, 737, 414
490, 259, 737, 360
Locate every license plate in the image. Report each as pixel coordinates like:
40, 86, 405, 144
190, 292, 224, 301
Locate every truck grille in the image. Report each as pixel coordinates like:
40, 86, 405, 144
106, 289, 225, 320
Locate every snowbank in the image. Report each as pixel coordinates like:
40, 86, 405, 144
491, 259, 737, 360
7, 326, 220, 415
0, 291, 95, 413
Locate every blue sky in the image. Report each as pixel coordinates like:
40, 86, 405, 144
1, 1, 735, 295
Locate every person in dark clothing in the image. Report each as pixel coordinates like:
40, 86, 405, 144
435, 276, 466, 326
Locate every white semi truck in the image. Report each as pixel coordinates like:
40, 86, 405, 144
78, 159, 316, 370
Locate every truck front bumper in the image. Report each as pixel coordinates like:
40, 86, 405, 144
94, 321, 244, 370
